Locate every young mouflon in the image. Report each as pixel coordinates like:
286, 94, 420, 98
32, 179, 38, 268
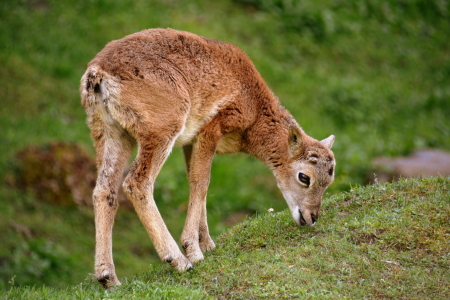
80, 28, 336, 289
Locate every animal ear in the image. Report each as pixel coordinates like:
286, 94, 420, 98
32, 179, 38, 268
288, 126, 303, 157
320, 135, 335, 149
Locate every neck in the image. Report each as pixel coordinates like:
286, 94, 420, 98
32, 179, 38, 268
242, 99, 298, 171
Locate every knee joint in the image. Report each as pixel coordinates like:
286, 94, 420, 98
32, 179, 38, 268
93, 186, 118, 208
123, 172, 153, 199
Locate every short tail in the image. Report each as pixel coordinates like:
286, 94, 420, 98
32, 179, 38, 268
80, 66, 105, 108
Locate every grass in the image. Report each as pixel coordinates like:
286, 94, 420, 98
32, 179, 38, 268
0, 0, 449, 293
2, 177, 449, 299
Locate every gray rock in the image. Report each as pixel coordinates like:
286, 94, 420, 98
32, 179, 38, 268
369, 149, 450, 183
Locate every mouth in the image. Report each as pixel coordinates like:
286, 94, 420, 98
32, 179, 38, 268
299, 210, 307, 226
299, 211, 307, 226
298, 209, 317, 226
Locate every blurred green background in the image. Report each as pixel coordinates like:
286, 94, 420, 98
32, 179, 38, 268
1, 0, 449, 288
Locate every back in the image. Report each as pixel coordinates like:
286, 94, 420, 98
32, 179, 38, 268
88, 28, 263, 99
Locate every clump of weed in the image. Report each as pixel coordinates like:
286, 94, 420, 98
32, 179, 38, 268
13, 142, 97, 206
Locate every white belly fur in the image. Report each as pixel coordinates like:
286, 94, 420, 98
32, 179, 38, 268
215, 132, 242, 154
174, 117, 204, 147
174, 95, 233, 147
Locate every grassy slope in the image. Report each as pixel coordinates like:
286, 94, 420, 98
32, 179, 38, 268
2, 177, 449, 299
0, 0, 449, 291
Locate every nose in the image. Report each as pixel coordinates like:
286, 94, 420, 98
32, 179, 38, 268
311, 214, 317, 225
299, 209, 318, 226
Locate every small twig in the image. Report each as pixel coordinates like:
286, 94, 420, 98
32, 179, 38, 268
381, 260, 401, 266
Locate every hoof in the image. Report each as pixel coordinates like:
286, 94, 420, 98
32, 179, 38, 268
183, 243, 205, 264
167, 255, 193, 272
199, 237, 216, 253
96, 264, 121, 289
97, 273, 121, 290
186, 249, 204, 264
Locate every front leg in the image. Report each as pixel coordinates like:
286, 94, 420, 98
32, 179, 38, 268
182, 146, 216, 255
124, 138, 193, 272
199, 199, 215, 252
181, 132, 220, 264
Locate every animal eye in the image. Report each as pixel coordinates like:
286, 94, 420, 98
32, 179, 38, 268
298, 172, 310, 186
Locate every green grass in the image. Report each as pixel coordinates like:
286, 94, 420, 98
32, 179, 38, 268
0, 0, 449, 293
2, 177, 449, 299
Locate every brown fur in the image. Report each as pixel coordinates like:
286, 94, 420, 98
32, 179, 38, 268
80, 28, 335, 289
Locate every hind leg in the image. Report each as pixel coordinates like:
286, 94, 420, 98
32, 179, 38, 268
92, 126, 134, 289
